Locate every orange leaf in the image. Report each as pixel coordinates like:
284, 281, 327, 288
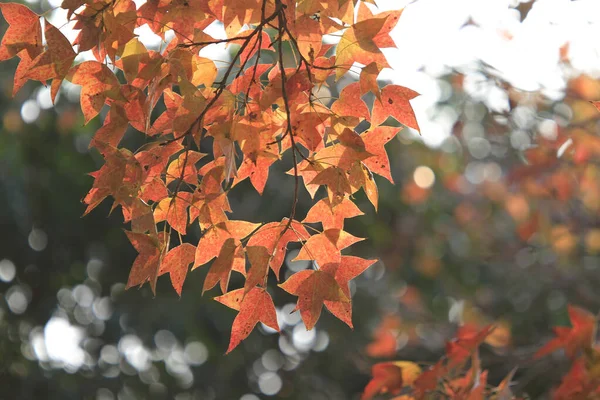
159, 243, 195, 296
0, 3, 42, 96
362, 361, 422, 400
246, 219, 310, 279
194, 220, 260, 269
535, 304, 597, 360
279, 269, 349, 330
24, 20, 76, 102
371, 84, 420, 132
215, 287, 279, 353
124, 231, 165, 295
322, 256, 376, 328
203, 237, 245, 294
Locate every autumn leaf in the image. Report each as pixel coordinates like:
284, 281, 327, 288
362, 361, 422, 400
371, 84, 420, 132
303, 196, 364, 230
446, 325, 494, 369
159, 243, 195, 296
243, 245, 271, 293
0, 3, 42, 96
361, 126, 401, 183
215, 287, 279, 353
203, 237, 245, 294
24, 20, 76, 102
279, 268, 349, 330
335, 14, 391, 79
321, 256, 376, 328
535, 304, 597, 360
194, 220, 260, 269
246, 219, 310, 279
67, 61, 124, 124
293, 228, 363, 267
124, 230, 165, 295
154, 193, 192, 235
360, 62, 383, 102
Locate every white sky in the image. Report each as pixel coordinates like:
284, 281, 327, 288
377, 0, 600, 145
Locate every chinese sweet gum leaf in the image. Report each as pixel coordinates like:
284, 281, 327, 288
0, 3, 41, 60
203, 237, 245, 294
279, 269, 349, 330
194, 220, 260, 269
535, 304, 597, 360
159, 243, 195, 296
24, 20, 76, 102
124, 231, 165, 295
215, 287, 279, 353
335, 15, 390, 79
246, 219, 310, 279
243, 245, 272, 293
321, 256, 376, 328
293, 228, 363, 267
361, 126, 401, 183
362, 361, 422, 400
303, 197, 364, 230
67, 61, 124, 124
372, 84, 420, 131
0, 3, 42, 96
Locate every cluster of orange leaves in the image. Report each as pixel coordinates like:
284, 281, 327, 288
363, 305, 600, 399
0, 0, 421, 352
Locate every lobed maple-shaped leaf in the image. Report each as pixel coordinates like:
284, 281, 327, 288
361, 361, 422, 400
446, 325, 494, 370
194, 220, 260, 269
67, 61, 124, 124
293, 228, 363, 267
535, 304, 597, 360
361, 126, 401, 183
24, 20, 76, 102
124, 231, 166, 295
335, 14, 391, 79
0, 3, 43, 96
348, 161, 379, 210
372, 84, 420, 131
279, 268, 349, 330
331, 82, 370, 122
444, 350, 488, 399
165, 150, 206, 185
158, 243, 195, 296
321, 256, 376, 328
303, 197, 363, 230
154, 193, 193, 235
214, 287, 279, 353
360, 62, 383, 102
243, 245, 271, 293
203, 237, 245, 294
246, 219, 310, 279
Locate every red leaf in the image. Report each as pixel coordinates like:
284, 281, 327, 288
322, 256, 376, 328
0, 3, 43, 96
159, 243, 195, 296
124, 231, 165, 295
215, 287, 279, 353
362, 361, 422, 400
535, 304, 597, 360
24, 20, 76, 102
246, 219, 310, 279
371, 84, 420, 131
279, 269, 348, 330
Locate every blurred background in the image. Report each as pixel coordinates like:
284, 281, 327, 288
3, 0, 600, 398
